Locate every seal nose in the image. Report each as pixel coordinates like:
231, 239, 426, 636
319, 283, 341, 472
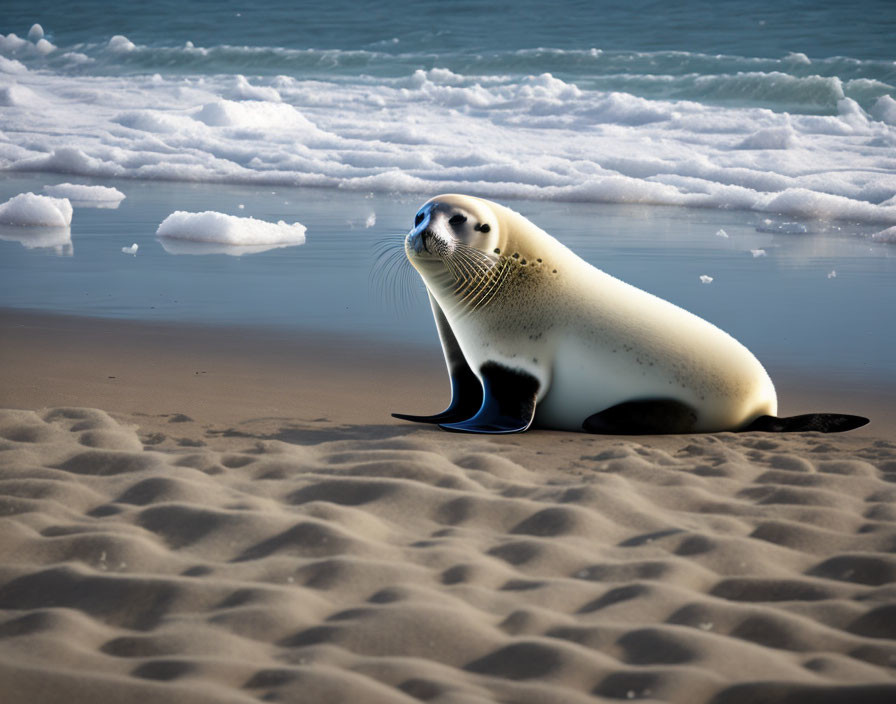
409, 228, 433, 254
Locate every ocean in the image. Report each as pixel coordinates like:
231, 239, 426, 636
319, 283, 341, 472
1, 0, 895, 383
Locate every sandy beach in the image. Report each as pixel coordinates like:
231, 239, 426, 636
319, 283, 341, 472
1, 310, 895, 703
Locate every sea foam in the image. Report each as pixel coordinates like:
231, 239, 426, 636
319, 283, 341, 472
1, 30, 895, 226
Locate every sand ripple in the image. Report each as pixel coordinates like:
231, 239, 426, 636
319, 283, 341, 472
1, 407, 895, 703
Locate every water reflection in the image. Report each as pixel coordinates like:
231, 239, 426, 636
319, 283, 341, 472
69, 199, 122, 210
157, 237, 302, 257
0, 224, 73, 256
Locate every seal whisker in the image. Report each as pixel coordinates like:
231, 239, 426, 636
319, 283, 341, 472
370, 233, 422, 315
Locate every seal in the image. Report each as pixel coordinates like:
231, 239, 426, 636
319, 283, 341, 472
393, 194, 868, 435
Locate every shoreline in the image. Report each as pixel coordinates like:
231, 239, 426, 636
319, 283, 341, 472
1, 308, 893, 439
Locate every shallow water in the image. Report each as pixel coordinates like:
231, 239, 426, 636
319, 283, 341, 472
2, 3, 895, 226
1, 174, 893, 385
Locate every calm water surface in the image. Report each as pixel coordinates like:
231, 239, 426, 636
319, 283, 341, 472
1, 174, 893, 385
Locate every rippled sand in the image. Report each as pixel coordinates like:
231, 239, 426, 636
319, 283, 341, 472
1, 404, 895, 704
1, 312, 895, 703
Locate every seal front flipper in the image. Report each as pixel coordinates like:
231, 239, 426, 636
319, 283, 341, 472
740, 413, 869, 433
440, 362, 539, 434
392, 293, 482, 424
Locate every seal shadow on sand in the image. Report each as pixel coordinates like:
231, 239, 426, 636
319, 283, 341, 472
206, 421, 424, 445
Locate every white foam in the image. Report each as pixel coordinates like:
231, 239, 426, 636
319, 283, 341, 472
0, 83, 45, 107
192, 99, 316, 130
156, 210, 307, 247
231, 75, 282, 102
699, 274, 713, 284
0, 55, 27, 73
44, 183, 126, 203
715, 229, 729, 238
871, 95, 896, 126
34, 38, 55, 55
108, 35, 137, 53
0, 33, 30, 53
365, 212, 376, 228
871, 225, 896, 243
784, 52, 811, 65
0, 192, 73, 227
750, 248, 767, 257
0, 49, 895, 226
736, 126, 796, 150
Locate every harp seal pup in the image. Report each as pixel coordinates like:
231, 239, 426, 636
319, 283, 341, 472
393, 194, 868, 435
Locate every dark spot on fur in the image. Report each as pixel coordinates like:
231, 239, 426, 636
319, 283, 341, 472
552, 269, 557, 273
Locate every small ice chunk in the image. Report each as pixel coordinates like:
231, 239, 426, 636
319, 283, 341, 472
715, 228, 729, 238
827, 270, 837, 279
44, 183, 126, 203
108, 35, 136, 52
27, 24, 44, 41
121, 243, 138, 255
750, 249, 767, 257
699, 275, 713, 284
156, 210, 306, 246
0, 192, 72, 227
365, 212, 376, 228
238, 203, 245, 209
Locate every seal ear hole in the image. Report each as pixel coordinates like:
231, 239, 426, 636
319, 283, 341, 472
475, 223, 490, 233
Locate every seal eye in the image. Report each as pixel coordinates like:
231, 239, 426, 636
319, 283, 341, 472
449, 214, 467, 226
415, 212, 425, 227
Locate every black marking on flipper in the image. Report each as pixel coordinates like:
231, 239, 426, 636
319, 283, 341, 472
583, 399, 698, 435
392, 294, 482, 425
741, 413, 869, 433
439, 362, 539, 434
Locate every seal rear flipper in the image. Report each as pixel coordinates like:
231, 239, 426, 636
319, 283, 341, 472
440, 362, 539, 434
740, 413, 869, 433
583, 399, 698, 435
392, 293, 483, 424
